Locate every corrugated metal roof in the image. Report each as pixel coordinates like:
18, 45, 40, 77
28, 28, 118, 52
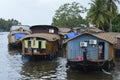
20, 33, 60, 41
65, 32, 115, 44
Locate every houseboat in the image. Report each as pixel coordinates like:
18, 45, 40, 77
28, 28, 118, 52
59, 27, 72, 47
8, 25, 31, 48
66, 32, 115, 71
20, 25, 60, 59
107, 32, 120, 57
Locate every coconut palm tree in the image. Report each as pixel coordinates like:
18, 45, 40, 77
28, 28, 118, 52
87, 0, 111, 31
106, 0, 120, 32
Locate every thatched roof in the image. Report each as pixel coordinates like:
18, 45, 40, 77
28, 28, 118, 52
58, 28, 72, 35
30, 25, 59, 30
84, 27, 103, 33
107, 32, 120, 38
71, 27, 103, 33
10, 30, 31, 35
10, 25, 30, 31
91, 32, 115, 44
59, 28, 71, 33
20, 33, 60, 41
65, 32, 115, 44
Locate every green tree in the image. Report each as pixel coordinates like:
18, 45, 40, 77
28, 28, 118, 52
87, 0, 111, 31
112, 14, 120, 32
0, 18, 21, 31
106, 0, 120, 32
52, 2, 88, 28
87, 0, 120, 32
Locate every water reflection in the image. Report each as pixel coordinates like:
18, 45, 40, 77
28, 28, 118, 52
0, 32, 120, 80
0, 32, 22, 80
68, 70, 113, 80
55, 57, 67, 80
20, 57, 67, 80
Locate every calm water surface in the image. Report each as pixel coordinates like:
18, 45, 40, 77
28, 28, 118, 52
0, 32, 120, 80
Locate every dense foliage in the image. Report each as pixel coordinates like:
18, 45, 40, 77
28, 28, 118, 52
0, 0, 120, 32
52, 2, 88, 28
87, 0, 120, 32
112, 14, 120, 32
0, 18, 21, 31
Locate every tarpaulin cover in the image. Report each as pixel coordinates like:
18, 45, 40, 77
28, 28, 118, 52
66, 32, 78, 39
15, 33, 27, 40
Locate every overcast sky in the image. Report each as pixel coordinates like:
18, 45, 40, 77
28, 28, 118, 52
0, 0, 90, 25
0, 0, 119, 26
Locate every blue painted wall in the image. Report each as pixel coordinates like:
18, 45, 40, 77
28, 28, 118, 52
67, 34, 109, 60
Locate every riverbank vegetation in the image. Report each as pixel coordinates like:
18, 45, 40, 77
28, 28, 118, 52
52, 0, 120, 32
0, 18, 21, 31
0, 0, 120, 32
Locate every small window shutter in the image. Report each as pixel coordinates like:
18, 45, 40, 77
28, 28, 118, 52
31, 40, 39, 48
41, 40, 46, 49
24, 40, 28, 48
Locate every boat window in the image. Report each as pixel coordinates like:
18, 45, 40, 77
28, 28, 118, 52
49, 29, 54, 33
98, 42, 104, 59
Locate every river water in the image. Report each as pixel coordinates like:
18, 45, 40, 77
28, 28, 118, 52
0, 32, 120, 80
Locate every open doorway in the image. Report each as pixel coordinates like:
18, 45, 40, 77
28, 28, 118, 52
98, 42, 104, 59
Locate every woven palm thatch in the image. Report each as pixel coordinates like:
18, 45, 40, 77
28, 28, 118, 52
8, 27, 31, 44
65, 32, 115, 44
20, 33, 60, 41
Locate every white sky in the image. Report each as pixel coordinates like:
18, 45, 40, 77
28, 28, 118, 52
0, 0, 91, 25
0, 0, 119, 26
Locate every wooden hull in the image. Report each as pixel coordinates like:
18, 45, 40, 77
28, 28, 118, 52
8, 41, 22, 51
67, 59, 115, 71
